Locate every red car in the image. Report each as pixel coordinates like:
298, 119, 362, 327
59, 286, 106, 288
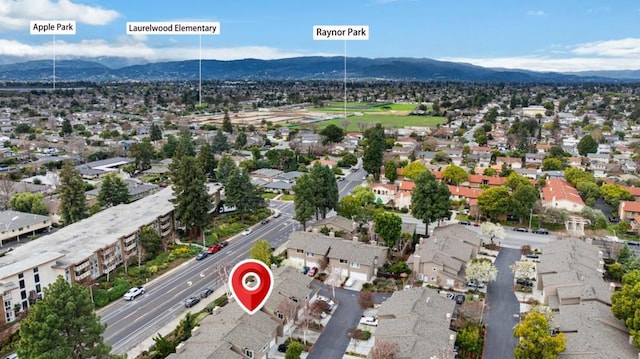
207, 244, 222, 254
307, 267, 318, 277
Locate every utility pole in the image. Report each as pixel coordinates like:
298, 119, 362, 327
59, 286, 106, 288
528, 208, 533, 232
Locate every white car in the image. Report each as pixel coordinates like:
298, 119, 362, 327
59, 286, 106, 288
241, 229, 252, 235
123, 286, 145, 301
317, 295, 335, 310
345, 277, 355, 287
359, 316, 378, 327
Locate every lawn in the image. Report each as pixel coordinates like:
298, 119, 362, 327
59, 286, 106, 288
281, 194, 295, 201
307, 114, 446, 132
262, 192, 278, 199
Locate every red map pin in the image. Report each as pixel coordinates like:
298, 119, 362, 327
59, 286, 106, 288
229, 259, 275, 315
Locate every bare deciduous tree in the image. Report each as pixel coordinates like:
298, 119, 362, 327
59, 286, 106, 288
276, 298, 298, 336
212, 261, 231, 297
0, 174, 15, 209
371, 340, 399, 359
358, 290, 375, 309
603, 240, 621, 260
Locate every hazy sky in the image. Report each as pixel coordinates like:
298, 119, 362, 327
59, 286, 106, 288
1, 0, 639, 71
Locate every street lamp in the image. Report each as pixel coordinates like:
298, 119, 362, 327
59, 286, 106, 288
89, 283, 100, 304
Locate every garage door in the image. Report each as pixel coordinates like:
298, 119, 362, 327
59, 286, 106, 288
349, 271, 368, 281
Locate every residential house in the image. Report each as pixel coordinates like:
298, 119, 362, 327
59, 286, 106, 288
495, 156, 522, 169
286, 231, 388, 282
524, 153, 545, 168
587, 153, 609, 178
447, 186, 482, 206
250, 169, 284, 183
566, 157, 583, 170
75, 157, 133, 180
465, 175, 506, 188
371, 287, 457, 359
390, 146, 415, 161
309, 159, 337, 168
262, 266, 316, 336
169, 304, 280, 359
535, 238, 638, 358
540, 178, 585, 213
86, 179, 159, 203
619, 201, 640, 222
448, 148, 464, 166
408, 225, 481, 288
0, 210, 52, 246
622, 186, 640, 201
308, 216, 356, 239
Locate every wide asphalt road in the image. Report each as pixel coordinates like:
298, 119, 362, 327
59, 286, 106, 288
100, 172, 364, 354
483, 248, 521, 359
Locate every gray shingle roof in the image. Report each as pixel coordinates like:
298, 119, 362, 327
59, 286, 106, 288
375, 288, 456, 358
0, 210, 51, 233
287, 231, 387, 266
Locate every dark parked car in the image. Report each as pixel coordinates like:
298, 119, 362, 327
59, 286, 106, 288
219, 241, 229, 248
195, 252, 208, 260
459, 220, 471, 225
455, 294, 466, 304
302, 266, 310, 275
261, 219, 269, 224
201, 288, 214, 298
533, 228, 549, 235
526, 254, 540, 259
185, 296, 200, 308
609, 216, 621, 223
513, 227, 529, 232
516, 278, 534, 287
626, 241, 640, 246
278, 343, 289, 353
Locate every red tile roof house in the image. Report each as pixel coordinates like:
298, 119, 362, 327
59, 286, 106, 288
619, 200, 640, 222
540, 178, 585, 213
465, 175, 507, 188
622, 186, 640, 201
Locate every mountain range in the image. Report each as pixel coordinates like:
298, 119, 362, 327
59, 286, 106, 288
0, 56, 637, 83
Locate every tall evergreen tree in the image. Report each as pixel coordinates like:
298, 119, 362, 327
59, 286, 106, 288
61, 118, 72, 136
129, 138, 155, 172
225, 168, 264, 220
197, 142, 217, 180
212, 130, 230, 154
222, 110, 233, 133
292, 174, 315, 230
410, 171, 451, 237
363, 124, 385, 180
17, 276, 113, 359
59, 161, 87, 225
170, 156, 212, 238
216, 154, 237, 186
235, 131, 247, 149
149, 123, 163, 142
309, 163, 338, 219
97, 173, 130, 207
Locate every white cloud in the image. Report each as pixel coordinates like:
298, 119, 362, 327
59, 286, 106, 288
527, 10, 546, 16
0, 37, 337, 61
438, 56, 640, 72
572, 38, 640, 57
0, 0, 119, 31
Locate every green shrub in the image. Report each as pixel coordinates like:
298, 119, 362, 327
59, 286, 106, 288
127, 267, 140, 277
93, 289, 109, 307
108, 279, 132, 301
361, 329, 371, 340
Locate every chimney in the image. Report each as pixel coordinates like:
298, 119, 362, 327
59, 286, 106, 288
329, 231, 335, 237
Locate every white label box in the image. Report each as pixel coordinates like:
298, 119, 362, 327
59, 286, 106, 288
30, 20, 76, 35
127, 22, 220, 35
313, 25, 369, 40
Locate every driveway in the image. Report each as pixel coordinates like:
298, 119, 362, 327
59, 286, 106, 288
306, 284, 390, 359
483, 248, 521, 359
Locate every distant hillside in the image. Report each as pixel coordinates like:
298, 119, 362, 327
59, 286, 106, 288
0, 56, 633, 83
